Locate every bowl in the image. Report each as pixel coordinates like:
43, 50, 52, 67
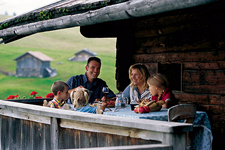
130, 104, 138, 111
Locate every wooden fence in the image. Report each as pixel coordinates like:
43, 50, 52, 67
0, 100, 192, 150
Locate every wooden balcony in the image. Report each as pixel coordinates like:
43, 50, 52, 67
0, 100, 192, 150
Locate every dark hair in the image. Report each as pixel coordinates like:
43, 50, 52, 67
87, 57, 101, 66
51, 81, 69, 95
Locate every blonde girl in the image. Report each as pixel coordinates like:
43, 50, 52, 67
147, 73, 177, 108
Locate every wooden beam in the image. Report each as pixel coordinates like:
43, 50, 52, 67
0, 0, 218, 43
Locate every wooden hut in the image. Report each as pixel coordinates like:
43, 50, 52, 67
14, 51, 57, 78
0, 0, 225, 149
68, 48, 97, 61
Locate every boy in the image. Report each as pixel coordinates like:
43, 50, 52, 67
45, 81, 70, 108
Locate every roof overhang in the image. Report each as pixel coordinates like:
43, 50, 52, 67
0, 0, 219, 44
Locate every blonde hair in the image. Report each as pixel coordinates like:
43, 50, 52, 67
129, 63, 150, 91
70, 87, 90, 109
147, 73, 169, 100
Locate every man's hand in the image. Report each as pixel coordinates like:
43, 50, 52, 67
94, 98, 101, 102
101, 96, 116, 102
68, 86, 85, 94
101, 96, 110, 102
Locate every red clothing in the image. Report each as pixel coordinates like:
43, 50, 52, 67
152, 87, 176, 103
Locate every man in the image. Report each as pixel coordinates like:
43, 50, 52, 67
67, 57, 115, 104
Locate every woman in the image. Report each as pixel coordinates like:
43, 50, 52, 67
122, 63, 151, 103
147, 73, 177, 108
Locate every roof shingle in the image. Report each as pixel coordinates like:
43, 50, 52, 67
14, 51, 53, 61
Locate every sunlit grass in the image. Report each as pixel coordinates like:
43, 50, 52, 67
0, 15, 117, 100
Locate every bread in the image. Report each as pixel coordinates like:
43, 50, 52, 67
156, 100, 165, 106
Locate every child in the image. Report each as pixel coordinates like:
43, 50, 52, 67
147, 73, 177, 108
66, 87, 103, 114
44, 81, 70, 108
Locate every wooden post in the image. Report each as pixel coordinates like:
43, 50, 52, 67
51, 117, 59, 150
116, 20, 135, 91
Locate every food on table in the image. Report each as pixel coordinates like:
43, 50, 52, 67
149, 102, 157, 108
134, 106, 145, 114
106, 101, 115, 108
134, 99, 165, 113
134, 107, 139, 113
156, 100, 165, 106
89, 100, 115, 111
143, 106, 150, 113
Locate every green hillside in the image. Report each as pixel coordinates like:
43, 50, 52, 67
0, 15, 118, 100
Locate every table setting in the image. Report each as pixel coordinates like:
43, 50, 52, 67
98, 88, 213, 150
103, 104, 213, 150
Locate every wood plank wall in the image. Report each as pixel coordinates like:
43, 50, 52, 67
58, 128, 160, 149
0, 116, 51, 150
116, 1, 225, 149
0, 114, 161, 150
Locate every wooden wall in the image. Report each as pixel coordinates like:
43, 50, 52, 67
0, 115, 160, 150
116, 1, 225, 149
80, 1, 225, 149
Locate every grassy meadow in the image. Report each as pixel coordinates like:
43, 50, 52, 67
0, 15, 118, 100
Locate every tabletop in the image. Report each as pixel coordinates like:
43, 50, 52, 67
103, 105, 213, 150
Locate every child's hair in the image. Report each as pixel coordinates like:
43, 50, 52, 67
147, 73, 169, 100
51, 81, 69, 96
71, 87, 90, 109
129, 63, 150, 91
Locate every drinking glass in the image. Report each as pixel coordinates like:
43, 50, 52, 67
102, 87, 109, 97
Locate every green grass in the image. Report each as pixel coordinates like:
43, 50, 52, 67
0, 15, 117, 100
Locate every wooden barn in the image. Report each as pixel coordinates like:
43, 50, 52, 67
68, 48, 97, 61
14, 51, 57, 78
0, 0, 225, 149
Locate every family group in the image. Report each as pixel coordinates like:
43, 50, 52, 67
44, 56, 177, 113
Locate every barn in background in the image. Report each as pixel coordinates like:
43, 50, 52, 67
68, 48, 97, 61
14, 51, 57, 78
1, 0, 225, 149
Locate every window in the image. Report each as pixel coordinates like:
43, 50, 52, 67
157, 63, 182, 91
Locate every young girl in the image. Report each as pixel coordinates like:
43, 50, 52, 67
147, 73, 177, 108
69, 87, 103, 114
